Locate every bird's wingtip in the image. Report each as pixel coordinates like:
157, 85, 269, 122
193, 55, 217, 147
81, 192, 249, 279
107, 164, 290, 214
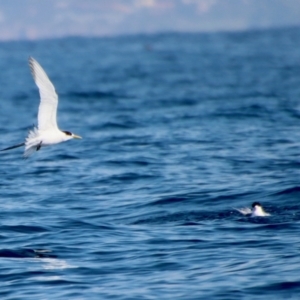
28, 57, 37, 77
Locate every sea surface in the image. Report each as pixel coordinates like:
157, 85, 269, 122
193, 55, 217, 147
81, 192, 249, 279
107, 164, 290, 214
0, 27, 300, 299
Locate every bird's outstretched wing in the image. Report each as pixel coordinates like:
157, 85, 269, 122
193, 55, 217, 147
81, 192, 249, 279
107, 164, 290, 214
29, 57, 58, 131
234, 207, 252, 215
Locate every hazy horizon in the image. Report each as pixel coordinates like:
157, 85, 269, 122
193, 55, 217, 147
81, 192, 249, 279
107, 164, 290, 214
0, 0, 299, 41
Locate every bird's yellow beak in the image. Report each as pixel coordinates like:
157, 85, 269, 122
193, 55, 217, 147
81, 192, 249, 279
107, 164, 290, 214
73, 134, 82, 139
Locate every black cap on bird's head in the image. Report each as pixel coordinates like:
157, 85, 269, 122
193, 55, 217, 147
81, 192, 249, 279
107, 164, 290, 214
62, 131, 82, 139
63, 131, 72, 136
252, 202, 261, 208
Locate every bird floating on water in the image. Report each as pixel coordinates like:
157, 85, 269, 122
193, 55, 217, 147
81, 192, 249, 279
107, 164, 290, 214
1, 57, 81, 157
235, 202, 270, 217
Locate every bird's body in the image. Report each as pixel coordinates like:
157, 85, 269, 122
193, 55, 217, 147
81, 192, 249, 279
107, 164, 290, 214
24, 127, 75, 157
235, 202, 270, 217
250, 202, 270, 217
1, 57, 81, 157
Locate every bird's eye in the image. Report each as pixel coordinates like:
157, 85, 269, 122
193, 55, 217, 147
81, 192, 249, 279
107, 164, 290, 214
63, 131, 72, 136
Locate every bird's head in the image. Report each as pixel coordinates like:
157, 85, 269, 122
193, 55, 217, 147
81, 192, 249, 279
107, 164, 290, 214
252, 202, 261, 209
62, 130, 82, 141
251, 202, 265, 215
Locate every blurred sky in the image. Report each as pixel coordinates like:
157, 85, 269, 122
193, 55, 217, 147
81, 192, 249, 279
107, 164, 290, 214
0, 0, 300, 40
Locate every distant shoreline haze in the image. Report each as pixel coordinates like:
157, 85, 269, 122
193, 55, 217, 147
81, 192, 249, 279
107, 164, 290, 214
0, 0, 299, 40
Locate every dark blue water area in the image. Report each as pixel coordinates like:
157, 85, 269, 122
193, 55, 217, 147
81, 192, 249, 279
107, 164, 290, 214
0, 27, 300, 299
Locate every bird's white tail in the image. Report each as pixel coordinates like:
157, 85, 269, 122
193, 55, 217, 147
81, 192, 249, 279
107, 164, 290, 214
24, 127, 41, 157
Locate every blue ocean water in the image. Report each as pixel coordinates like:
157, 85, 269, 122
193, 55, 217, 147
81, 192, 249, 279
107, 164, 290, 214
0, 27, 300, 299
